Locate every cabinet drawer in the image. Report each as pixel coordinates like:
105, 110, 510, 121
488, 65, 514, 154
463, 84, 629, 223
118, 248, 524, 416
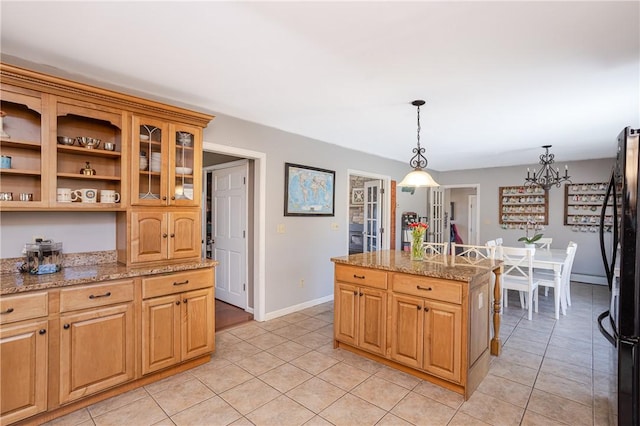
0, 292, 48, 324
60, 280, 134, 312
142, 269, 214, 299
335, 265, 387, 289
391, 273, 462, 304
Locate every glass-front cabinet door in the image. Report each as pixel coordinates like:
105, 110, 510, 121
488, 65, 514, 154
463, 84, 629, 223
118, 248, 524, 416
169, 123, 201, 207
132, 116, 168, 206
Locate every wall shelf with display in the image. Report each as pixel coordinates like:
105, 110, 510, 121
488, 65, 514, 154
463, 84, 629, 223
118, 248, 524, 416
564, 182, 616, 233
499, 186, 548, 230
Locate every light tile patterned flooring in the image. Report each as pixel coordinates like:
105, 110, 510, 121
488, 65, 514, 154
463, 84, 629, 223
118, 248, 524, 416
45, 282, 613, 426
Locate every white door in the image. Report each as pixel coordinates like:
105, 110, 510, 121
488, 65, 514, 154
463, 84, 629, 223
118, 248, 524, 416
429, 187, 445, 243
468, 195, 478, 245
212, 163, 247, 308
363, 180, 383, 252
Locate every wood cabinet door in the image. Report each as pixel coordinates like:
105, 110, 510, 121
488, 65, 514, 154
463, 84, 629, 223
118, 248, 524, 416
59, 303, 134, 404
131, 210, 168, 263
142, 295, 181, 375
358, 287, 387, 355
334, 282, 358, 346
131, 115, 169, 206
181, 288, 214, 361
423, 300, 462, 383
0, 320, 48, 424
390, 294, 423, 369
169, 210, 200, 260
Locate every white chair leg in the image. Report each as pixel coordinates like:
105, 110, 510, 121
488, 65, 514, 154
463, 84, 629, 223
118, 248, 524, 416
518, 291, 526, 309
527, 290, 533, 320
566, 280, 572, 306
553, 286, 560, 320
534, 288, 539, 313
503, 288, 508, 307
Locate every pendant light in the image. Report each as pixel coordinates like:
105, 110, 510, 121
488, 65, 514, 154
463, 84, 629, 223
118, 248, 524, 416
398, 100, 439, 187
524, 145, 570, 191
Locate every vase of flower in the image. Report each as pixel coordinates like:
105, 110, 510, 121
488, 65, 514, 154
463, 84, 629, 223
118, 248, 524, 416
409, 222, 428, 261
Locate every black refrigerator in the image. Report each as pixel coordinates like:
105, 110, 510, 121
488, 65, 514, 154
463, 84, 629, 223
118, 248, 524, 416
598, 126, 640, 426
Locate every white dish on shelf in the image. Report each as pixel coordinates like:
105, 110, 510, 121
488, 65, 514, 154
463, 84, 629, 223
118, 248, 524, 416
139, 134, 150, 141
175, 167, 193, 175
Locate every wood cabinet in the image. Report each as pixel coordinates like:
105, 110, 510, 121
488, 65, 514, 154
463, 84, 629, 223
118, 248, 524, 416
0, 84, 47, 208
58, 280, 135, 404
333, 260, 491, 399
142, 270, 215, 375
131, 116, 202, 207
123, 209, 201, 265
0, 292, 49, 424
334, 265, 387, 356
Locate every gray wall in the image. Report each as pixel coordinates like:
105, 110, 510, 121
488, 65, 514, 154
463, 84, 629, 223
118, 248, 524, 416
438, 158, 615, 282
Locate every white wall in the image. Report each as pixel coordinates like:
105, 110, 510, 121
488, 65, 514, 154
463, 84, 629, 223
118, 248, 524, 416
438, 158, 615, 282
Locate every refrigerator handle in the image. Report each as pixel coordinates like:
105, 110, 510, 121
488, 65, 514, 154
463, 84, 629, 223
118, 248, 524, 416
600, 171, 617, 290
597, 310, 616, 346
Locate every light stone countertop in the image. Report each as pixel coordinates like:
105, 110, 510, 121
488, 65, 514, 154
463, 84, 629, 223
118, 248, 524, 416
1, 259, 217, 295
331, 250, 500, 282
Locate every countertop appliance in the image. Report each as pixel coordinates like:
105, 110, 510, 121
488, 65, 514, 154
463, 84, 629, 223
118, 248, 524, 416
598, 127, 639, 426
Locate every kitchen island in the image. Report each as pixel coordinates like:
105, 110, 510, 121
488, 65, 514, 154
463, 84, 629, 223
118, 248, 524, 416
0, 254, 217, 425
331, 250, 502, 399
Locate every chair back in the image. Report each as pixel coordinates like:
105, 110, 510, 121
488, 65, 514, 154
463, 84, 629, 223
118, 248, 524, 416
499, 246, 535, 284
535, 237, 553, 250
495, 237, 503, 246
422, 242, 449, 256
563, 242, 577, 285
451, 243, 495, 260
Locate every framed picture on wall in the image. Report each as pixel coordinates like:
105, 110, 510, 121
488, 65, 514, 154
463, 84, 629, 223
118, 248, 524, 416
284, 163, 335, 216
351, 188, 364, 205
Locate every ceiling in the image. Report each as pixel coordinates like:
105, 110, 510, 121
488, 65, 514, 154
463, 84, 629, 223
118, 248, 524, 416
1, 1, 638, 171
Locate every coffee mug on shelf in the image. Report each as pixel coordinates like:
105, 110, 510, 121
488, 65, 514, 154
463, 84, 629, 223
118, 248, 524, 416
57, 188, 72, 203
100, 189, 120, 203
72, 188, 98, 203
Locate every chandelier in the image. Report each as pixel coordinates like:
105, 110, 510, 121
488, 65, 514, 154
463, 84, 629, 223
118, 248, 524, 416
398, 100, 439, 187
524, 145, 570, 191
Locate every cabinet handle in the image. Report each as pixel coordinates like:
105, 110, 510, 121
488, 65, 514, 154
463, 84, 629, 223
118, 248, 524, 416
163, 233, 168, 238
39, 329, 47, 335
171, 196, 176, 200
416, 305, 421, 310
170, 234, 175, 238
89, 291, 112, 299
416, 285, 432, 291
176, 301, 181, 305
63, 324, 70, 329
424, 307, 430, 312
353, 274, 365, 279
162, 196, 167, 201
353, 290, 357, 295
1, 307, 14, 314
183, 299, 188, 304
173, 279, 190, 286
359, 292, 363, 297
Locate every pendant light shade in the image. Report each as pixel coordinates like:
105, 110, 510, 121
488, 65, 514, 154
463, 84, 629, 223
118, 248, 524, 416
398, 100, 439, 188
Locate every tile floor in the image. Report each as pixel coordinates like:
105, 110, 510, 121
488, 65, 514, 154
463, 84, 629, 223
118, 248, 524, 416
45, 282, 614, 426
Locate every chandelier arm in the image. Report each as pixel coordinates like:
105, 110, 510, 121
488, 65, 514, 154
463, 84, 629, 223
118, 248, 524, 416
524, 145, 571, 191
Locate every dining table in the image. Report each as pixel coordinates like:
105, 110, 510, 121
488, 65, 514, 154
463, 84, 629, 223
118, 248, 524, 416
531, 248, 569, 319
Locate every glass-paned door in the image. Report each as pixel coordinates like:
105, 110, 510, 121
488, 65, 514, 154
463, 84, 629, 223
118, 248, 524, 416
429, 187, 445, 243
364, 180, 383, 252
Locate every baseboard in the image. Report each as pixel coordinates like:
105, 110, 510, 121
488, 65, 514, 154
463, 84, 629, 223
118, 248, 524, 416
263, 294, 334, 321
571, 273, 608, 286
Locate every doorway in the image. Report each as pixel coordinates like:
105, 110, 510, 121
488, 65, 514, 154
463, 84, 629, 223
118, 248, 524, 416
347, 170, 392, 253
202, 142, 267, 323
441, 185, 480, 247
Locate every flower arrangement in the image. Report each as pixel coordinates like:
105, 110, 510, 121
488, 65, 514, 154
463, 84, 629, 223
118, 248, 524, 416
409, 222, 428, 260
518, 220, 543, 245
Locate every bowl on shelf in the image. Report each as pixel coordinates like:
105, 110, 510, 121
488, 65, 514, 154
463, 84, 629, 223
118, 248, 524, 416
76, 137, 101, 149
175, 167, 193, 175
57, 136, 75, 146
139, 134, 150, 142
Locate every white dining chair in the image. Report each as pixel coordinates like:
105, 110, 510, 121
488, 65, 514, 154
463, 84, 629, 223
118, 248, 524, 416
535, 237, 553, 250
495, 237, 503, 246
534, 242, 577, 313
451, 243, 495, 261
498, 246, 540, 320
